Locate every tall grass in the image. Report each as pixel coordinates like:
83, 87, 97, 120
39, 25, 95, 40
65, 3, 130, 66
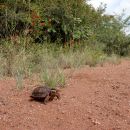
40, 68, 65, 88
0, 38, 120, 89
0, 53, 6, 79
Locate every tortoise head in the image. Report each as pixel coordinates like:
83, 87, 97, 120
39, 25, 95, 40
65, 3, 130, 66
50, 88, 60, 99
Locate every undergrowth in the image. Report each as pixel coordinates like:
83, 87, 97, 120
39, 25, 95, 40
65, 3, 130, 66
0, 39, 120, 89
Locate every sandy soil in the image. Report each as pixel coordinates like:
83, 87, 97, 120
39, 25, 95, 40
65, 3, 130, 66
0, 60, 130, 130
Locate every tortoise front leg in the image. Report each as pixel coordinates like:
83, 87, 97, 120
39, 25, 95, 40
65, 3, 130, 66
56, 92, 60, 100
44, 95, 50, 104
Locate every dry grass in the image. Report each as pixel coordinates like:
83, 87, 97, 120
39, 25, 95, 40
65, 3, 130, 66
0, 38, 121, 89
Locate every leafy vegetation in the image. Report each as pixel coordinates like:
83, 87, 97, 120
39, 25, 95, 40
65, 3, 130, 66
0, 0, 130, 88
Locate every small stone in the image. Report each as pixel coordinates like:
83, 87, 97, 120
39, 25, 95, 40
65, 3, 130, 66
92, 119, 101, 125
88, 116, 92, 120
61, 111, 65, 114
56, 117, 59, 120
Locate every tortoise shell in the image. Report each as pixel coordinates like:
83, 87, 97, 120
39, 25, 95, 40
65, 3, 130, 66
30, 85, 60, 104
31, 86, 51, 99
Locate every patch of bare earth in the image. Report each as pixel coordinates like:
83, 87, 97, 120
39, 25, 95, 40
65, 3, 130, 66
0, 60, 130, 130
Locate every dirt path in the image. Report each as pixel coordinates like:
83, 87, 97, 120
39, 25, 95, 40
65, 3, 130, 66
0, 60, 130, 130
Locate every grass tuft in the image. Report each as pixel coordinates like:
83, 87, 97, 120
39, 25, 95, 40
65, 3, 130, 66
40, 68, 65, 88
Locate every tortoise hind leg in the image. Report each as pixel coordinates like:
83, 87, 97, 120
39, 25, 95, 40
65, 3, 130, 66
44, 95, 50, 104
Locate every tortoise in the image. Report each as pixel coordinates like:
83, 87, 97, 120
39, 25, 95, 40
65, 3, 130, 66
30, 85, 60, 104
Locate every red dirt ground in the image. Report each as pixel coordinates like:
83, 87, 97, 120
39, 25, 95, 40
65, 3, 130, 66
0, 60, 130, 130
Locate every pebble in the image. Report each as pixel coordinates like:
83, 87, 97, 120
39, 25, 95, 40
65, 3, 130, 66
92, 119, 101, 125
